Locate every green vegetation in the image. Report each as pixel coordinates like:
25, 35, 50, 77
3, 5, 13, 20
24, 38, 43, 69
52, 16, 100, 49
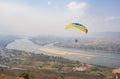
19, 72, 29, 79
52, 64, 63, 71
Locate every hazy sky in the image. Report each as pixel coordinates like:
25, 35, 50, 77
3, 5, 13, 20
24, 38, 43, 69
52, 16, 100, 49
0, 0, 120, 36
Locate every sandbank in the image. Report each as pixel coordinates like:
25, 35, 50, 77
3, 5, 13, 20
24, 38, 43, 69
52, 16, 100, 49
39, 48, 95, 59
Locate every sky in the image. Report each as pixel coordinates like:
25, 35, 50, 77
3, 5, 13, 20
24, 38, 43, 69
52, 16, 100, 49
0, 0, 120, 36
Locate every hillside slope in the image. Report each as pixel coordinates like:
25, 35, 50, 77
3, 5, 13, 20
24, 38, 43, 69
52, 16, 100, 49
0, 74, 23, 79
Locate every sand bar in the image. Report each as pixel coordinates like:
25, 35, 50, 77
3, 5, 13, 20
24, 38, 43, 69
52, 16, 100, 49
39, 48, 95, 59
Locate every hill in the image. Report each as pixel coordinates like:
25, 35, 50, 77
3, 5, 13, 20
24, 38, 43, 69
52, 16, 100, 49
0, 74, 23, 79
0, 35, 17, 47
0, 47, 114, 79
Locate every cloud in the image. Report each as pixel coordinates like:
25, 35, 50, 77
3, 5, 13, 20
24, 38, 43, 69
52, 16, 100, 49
47, 1, 51, 6
67, 1, 87, 11
0, 1, 81, 36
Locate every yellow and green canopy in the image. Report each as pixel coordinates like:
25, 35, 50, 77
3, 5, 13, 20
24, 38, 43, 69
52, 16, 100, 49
65, 23, 88, 34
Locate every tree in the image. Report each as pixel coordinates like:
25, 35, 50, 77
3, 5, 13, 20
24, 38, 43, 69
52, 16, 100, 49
52, 64, 63, 71
19, 72, 29, 79
38, 64, 44, 69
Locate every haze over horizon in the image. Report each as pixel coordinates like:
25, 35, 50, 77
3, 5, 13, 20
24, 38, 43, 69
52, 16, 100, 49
0, 0, 120, 36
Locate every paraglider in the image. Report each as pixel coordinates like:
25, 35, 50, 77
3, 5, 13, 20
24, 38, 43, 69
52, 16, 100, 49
65, 23, 88, 43
75, 39, 78, 43
65, 23, 88, 34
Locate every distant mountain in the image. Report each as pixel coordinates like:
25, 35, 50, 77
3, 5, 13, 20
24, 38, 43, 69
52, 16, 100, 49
87, 32, 120, 39
0, 35, 18, 47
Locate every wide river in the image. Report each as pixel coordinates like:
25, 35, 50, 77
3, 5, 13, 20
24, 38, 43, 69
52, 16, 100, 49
6, 39, 120, 68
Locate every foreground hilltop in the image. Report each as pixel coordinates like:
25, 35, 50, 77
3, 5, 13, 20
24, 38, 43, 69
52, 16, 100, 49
0, 47, 114, 79
0, 74, 23, 79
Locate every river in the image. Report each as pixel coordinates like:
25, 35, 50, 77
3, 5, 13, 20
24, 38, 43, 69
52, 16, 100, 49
6, 39, 120, 68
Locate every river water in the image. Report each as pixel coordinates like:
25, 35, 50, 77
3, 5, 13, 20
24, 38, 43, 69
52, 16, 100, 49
6, 39, 120, 68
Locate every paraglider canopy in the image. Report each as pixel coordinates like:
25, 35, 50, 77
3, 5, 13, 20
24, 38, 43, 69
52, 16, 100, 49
65, 23, 88, 34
